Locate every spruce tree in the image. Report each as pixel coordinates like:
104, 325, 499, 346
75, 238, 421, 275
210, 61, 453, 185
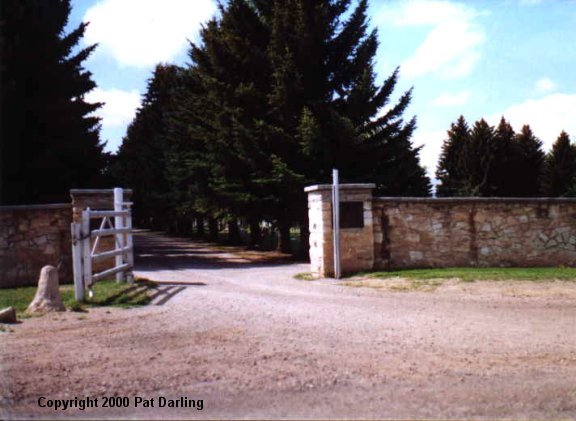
1, 0, 105, 204
435, 116, 469, 197
489, 117, 516, 196
116, 64, 183, 229
568, 177, 576, 196
512, 125, 545, 197
541, 131, 576, 196
436, 117, 550, 197
461, 119, 495, 196
172, 2, 274, 236
168, 0, 430, 253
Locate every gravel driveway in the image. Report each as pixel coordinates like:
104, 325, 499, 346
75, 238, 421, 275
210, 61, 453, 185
1, 230, 575, 419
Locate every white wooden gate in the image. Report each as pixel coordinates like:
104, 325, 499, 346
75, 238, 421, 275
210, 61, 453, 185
71, 188, 134, 301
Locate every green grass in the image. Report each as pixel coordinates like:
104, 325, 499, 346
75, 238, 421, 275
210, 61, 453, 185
340, 267, 576, 293
293, 272, 318, 281
0, 279, 158, 318
366, 267, 576, 282
340, 278, 444, 292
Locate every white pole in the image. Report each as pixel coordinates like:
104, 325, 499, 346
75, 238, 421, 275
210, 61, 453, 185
71, 223, 84, 301
125, 207, 134, 284
332, 169, 341, 279
114, 187, 125, 282
81, 209, 92, 297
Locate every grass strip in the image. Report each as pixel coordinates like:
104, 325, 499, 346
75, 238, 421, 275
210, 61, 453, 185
293, 272, 319, 281
0, 279, 158, 317
366, 267, 576, 282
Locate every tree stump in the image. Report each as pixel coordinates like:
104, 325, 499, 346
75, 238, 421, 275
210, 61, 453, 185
26, 265, 66, 314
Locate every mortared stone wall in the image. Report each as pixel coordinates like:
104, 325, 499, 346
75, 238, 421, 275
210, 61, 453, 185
0, 204, 72, 287
306, 184, 576, 277
373, 197, 576, 270
1, 189, 133, 288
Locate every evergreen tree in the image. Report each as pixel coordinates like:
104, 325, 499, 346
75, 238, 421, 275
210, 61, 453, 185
568, 177, 576, 196
488, 117, 516, 196
168, 0, 430, 253
435, 116, 469, 197
116, 64, 184, 229
512, 125, 545, 197
0, 0, 105, 204
165, 4, 275, 242
461, 119, 495, 196
541, 131, 576, 196
436, 117, 549, 197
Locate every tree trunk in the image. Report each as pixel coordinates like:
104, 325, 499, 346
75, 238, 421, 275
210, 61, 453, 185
277, 222, 291, 254
227, 218, 241, 245
248, 217, 262, 249
298, 216, 310, 261
208, 217, 219, 241
181, 216, 192, 236
196, 214, 205, 238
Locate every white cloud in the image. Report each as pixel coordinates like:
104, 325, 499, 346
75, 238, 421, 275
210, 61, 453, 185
83, 0, 217, 67
377, 1, 486, 79
534, 77, 557, 94
85, 88, 141, 128
388, 1, 477, 26
488, 93, 576, 150
433, 90, 471, 106
412, 128, 447, 182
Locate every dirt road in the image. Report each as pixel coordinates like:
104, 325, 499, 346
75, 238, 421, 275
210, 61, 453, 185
1, 231, 575, 419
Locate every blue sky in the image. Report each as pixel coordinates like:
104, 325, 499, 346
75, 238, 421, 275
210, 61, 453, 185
69, 0, 576, 183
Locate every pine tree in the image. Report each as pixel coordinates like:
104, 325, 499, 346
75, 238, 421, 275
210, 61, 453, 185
1, 0, 105, 204
511, 125, 545, 197
169, 3, 275, 242
488, 117, 516, 196
541, 131, 576, 196
436, 116, 470, 197
168, 0, 430, 253
116, 64, 183, 229
461, 119, 495, 196
568, 177, 576, 196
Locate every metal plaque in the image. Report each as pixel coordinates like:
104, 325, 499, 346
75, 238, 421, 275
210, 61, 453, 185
339, 201, 364, 228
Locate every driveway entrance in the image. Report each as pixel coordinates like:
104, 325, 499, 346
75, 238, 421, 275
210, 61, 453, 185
1, 230, 575, 419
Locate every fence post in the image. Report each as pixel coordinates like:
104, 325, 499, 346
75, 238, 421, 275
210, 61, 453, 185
81, 208, 92, 297
114, 187, 125, 282
125, 208, 134, 283
332, 169, 341, 279
71, 222, 84, 301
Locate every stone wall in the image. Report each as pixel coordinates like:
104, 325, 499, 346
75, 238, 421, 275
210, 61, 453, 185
0, 204, 72, 287
1, 188, 134, 288
374, 198, 576, 270
306, 184, 576, 277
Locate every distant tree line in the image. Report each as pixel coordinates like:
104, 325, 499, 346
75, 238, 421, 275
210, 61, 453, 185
115, 0, 431, 254
436, 116, 576, 198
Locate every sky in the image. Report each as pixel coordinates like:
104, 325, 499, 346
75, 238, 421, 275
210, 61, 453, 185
68, 0, 576, 184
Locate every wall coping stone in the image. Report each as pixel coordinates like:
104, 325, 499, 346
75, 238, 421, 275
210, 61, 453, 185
374, 197, 576, 204
0, 203, 71, 211
304, 183, 376, 193
69, 188, 133, 194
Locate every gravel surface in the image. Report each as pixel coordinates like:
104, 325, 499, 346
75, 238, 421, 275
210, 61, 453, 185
1, 230, 575, 420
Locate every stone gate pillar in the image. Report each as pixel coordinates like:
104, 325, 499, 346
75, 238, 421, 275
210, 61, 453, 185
305, 183, 375, 278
